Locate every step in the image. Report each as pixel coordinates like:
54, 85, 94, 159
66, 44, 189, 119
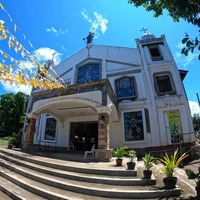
0, 152, 156, 186
0, 165, 181, 199
0, 148, 182, 199
0, 175, 45, 200
0, 158, 159, 194
0, 148, 137, 176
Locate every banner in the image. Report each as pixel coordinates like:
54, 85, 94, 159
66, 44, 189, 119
167, 110, 182, 143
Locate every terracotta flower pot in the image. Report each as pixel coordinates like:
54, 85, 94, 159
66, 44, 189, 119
116, 159, 123, 166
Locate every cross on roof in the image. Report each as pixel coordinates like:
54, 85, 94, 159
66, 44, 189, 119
52, 51, 56, 60
140, 27, 148, 33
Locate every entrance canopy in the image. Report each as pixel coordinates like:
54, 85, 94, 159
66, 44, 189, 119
27, 79, 119, 124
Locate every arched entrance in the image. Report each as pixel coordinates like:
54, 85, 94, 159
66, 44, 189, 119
70, 122, 98, 151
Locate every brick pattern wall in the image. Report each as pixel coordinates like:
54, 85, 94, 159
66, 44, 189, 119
98, 113, 109, 149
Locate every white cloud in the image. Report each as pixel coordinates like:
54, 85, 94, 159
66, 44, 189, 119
1, 82, 32, 95
175, 42, 198, 69
94, 12, 108, 34
81, 10, 108, 37
34, 47, 62, 65
1, 47, 62, 94
46, 27, 68, 36
189, 101, 200, 116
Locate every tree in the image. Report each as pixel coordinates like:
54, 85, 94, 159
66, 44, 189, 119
14, 92, 29, 132
0, 92, 29, 134
192, 113, 200, 131
128, 0, 200, 60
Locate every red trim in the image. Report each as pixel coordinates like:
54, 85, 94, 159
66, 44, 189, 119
133, 142, 195, 154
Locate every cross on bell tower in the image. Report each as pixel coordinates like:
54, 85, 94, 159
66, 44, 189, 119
140, 27, 148, 33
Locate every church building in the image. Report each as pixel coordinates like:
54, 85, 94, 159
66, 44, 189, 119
22, 32, 195, 160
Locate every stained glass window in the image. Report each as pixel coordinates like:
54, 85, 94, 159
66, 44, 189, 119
124, 111, 144, 141
116, 77, 137, 100
77, 64, 100, 83
44, 117, 57, 140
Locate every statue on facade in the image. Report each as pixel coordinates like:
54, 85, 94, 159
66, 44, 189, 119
83, 31, 94, 49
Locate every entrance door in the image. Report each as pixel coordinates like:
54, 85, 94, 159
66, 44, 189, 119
70, 122, 98, 151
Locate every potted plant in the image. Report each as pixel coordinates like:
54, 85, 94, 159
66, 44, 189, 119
7, 133, 22, 149
156, 149, 188, 189
7, 135, 15, 149
126, 149, 136, 170
142, 153, 154, 179
186, 167, 200, 197
112, 145, 128, 166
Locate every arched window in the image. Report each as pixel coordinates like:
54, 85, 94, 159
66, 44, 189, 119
77, 63, 100, 83
115, 76, 137, 100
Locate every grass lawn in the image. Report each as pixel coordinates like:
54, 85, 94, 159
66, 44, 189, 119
0, 137, 8, 147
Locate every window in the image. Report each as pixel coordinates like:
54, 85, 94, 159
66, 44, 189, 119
124, 111, 144, 141
44, 117, 57, 140
77, 63, 100, 83
154, 72, 176, 96
148, 45, 163, 61
115, 77, 137, 100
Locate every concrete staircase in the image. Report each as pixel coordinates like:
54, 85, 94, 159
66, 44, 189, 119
0, 148, 181, 200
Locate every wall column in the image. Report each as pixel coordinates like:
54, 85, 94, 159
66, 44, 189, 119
94, 111, 113, 161
22, 114, 38, 151
98, 113, 109, 149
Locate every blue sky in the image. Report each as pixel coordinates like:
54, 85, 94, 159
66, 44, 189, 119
0, 0, 199, 115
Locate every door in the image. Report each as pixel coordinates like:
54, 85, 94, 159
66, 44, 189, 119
70, 122, 98, 151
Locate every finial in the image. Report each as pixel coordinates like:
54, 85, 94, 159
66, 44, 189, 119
140, 27, 148, 33
51, 51, 56, 61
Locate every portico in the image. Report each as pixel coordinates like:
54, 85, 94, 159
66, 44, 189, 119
23, 79, 118, 161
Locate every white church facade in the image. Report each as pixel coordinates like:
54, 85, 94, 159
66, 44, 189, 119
22, 33, 195, 160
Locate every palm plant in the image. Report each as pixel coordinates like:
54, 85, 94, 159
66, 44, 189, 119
142, 153, 154, 179
156, 149, 188, 177
112, 145, 128, 166
112, 145, 128, 159
142, 153, 154, 170
156, 149, 188, 189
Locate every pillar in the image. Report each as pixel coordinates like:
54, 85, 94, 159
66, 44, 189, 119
94, 113, 112, 161
22, 117, 36, 151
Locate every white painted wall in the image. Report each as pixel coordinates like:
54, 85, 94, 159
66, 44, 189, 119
29, 34, 194, 151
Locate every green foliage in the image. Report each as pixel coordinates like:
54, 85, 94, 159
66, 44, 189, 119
7, 132, 22, 147
128, 0, 200, 60
112, 145, 128, 159
186, 167, 200, 188
128, 0, 200, 25
182, 32, 200, 60
0, 92, 29, 134
192, 113, 200, 142
142, 153, 154, 170
156, 149, 188, 177
192, 113, 200, 131
127, 149, 136, 162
